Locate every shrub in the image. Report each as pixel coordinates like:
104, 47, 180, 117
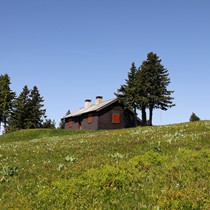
190, 112, 200, 122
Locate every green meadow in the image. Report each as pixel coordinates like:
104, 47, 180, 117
1, 121, 210, 209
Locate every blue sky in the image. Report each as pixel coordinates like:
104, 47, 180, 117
0, 0, 210, 127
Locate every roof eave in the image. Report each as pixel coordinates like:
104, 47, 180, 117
95, 98, 118, 112
62, 98, 118, 119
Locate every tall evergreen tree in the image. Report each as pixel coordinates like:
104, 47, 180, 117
140, 52, 175, 125
28, 86, 46, 128
7, 86, 46, 132
0, 74, 15, 130
8, 85, 31, 131
115, 62, 139, 126
136, 67, 148, 126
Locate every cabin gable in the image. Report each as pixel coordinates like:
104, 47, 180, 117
98, 102, 135, 130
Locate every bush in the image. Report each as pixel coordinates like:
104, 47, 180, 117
190, 112, 200, 122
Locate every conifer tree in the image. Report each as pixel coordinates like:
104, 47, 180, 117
7, 86, 46, 132
115, 62, 139, 126
136, 67, 148, 126
8, 85, 31, 131
140, 52, 175, 125
28, 86, 46, 128
42, 119, 56, 128
116, 53, 175, 127
0, 74, 15, 130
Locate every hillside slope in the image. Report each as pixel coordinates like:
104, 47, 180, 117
1, 121, 210, 209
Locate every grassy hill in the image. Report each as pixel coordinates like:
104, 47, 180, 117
1, 121, 210, 209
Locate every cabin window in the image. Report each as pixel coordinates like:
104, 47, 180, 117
68, 121, 73, 127
87, 115, 93, 124
112, 114, 120, 124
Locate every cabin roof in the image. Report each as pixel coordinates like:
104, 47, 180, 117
63, 98, 118, 118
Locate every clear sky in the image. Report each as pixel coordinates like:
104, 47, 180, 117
0, 0, 210, 128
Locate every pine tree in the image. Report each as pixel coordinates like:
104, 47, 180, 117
115, 62, 139, 126
28, 86, 46, 128
7, 86, 31, 131
0, 74, 15, 131
42, 119, 56, 128
7, 86, 46, 132
140, 52, 175, 125
136, 66, 149, 126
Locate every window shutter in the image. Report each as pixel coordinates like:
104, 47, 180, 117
68, 121, 73, 127
112, 114, 120, 124
88, 115, 93, 123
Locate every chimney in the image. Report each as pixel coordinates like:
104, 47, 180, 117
85, 99, 91, 108
96, 96, 103, 105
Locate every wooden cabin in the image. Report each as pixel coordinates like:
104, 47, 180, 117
62, 96, 141, 130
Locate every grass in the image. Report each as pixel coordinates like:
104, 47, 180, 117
0, 121, 210, 209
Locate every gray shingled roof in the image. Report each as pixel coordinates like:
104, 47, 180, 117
63, 98, 118, 118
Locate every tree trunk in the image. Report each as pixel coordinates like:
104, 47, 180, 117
141, 105, 147, 126
148, 105, 153, 126
3, 116, 7, 130
133, 107, 137, 127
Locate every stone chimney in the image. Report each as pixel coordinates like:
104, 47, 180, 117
85, 99, 91, 108
96, 96, 103, 105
